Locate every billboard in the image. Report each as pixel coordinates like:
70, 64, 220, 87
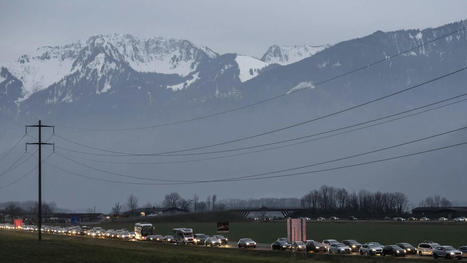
217, 221, 230, 233
71, 216, 81, 225
14, 219, 23, 228
287, 218, 306, 242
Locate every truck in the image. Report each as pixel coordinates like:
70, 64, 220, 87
134, 223, 154, 240
173, 228, 194, 244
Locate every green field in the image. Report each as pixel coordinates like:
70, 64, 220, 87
99, 220, 467, 247
0, 230, 457, 263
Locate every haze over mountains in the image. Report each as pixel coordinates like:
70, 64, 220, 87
1, 20, 466, 211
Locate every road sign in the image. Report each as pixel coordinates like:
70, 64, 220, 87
217, 221, 230, 233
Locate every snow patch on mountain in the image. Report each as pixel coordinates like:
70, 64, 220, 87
167, 72, 200, 91
235, 55, 268, 82
287, 81, 315, 95
261, 44, 328, 65
0, 75, 5, 83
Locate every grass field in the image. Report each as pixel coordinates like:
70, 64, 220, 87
0, 230, 458, 263
99, 220, 467, 247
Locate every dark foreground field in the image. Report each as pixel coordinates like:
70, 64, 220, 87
0, 230, 458, 263
99, 220, 467, 247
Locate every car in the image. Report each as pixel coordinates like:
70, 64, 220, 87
342, 239, 361, 252
396, 242, 417, 255
438, 217, 448, 221
272, 238, 292, 250
305, 240, 327, 253
163, 235, 176, 243
433, 246, 463, 259
316, 217, 326, 222
418, 242, 440, 256
329, 216, 339, 221
329, 243, 351, 254
147, 234, 164, 242
419, 217, 430, 221
408, 217, 418, 221
454, 217, 467, 222
322, 239, 339, 250
193, 233, 209, 245
393, 217, 406, 222
458, 246, 467, 255
238, 238, 256, 248
292, 241, 306, 251
360, 243, 384, 256
349, 216, 358, 220
205, 236, 222, 247
212, 235, 228, 245
382, 245, 406, 257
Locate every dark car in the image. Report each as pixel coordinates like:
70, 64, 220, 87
272, 238, 292, 250
163, 235, 176, 243
459, 246, 467, 255
397, 242, 417, 255
238, 238, 256, 248
382, 245, 406, 257
292, 241, 306, 251
342, 239, 361, 252
194, 233, 209, 245
213, 235, 228, 245
205, 236, 222, 247
306, 240, 327, 253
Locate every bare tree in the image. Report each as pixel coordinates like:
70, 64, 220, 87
163, 192, 182, 208
127, 194, 138, 215
112, 202, 122, 216
212, 194, 217, 211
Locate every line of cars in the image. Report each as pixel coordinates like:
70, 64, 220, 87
266, 237, 466, 260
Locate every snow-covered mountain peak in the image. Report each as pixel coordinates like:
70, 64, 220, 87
261, 44, 329, 65
234, 55, 268, 82
5, 42, 83, 100
85, 33, 218, 76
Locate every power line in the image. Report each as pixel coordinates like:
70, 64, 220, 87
48, 139, 467, 186
0, 134, 26, 161
57, 93, 467, 164
54, 153, 199, 183
0, 152, 54, 190
0, 151, 36, 178
55, 26, 467, 132
54, 66, 467, 157
54, 125, 467, 184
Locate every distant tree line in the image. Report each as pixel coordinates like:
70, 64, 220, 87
419, 195, 452, 207
299, 185, 409, 216
111, 187, 455, 217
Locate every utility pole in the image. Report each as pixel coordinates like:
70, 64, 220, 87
26, 120, 54, 241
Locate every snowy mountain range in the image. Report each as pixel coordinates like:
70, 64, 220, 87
1, 20, 467, 122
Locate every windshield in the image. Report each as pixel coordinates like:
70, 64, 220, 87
444, 246, 455, 250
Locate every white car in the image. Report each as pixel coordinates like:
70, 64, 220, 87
438, 217, 448, 221
418, 242, 440, 256
322, 239, 339, 250
329, 243, 351, 254
360, 243, 383, 256
454, 217, 466, 222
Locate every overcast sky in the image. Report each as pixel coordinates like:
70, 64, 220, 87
1, 0, 467, 62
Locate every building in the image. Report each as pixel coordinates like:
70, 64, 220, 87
412, 207, 467, 218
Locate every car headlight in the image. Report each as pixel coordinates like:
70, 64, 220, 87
450, 252, 455, 255
371, 249, 376, 251
407, 248, 411, 251
352, 245, 356, 248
